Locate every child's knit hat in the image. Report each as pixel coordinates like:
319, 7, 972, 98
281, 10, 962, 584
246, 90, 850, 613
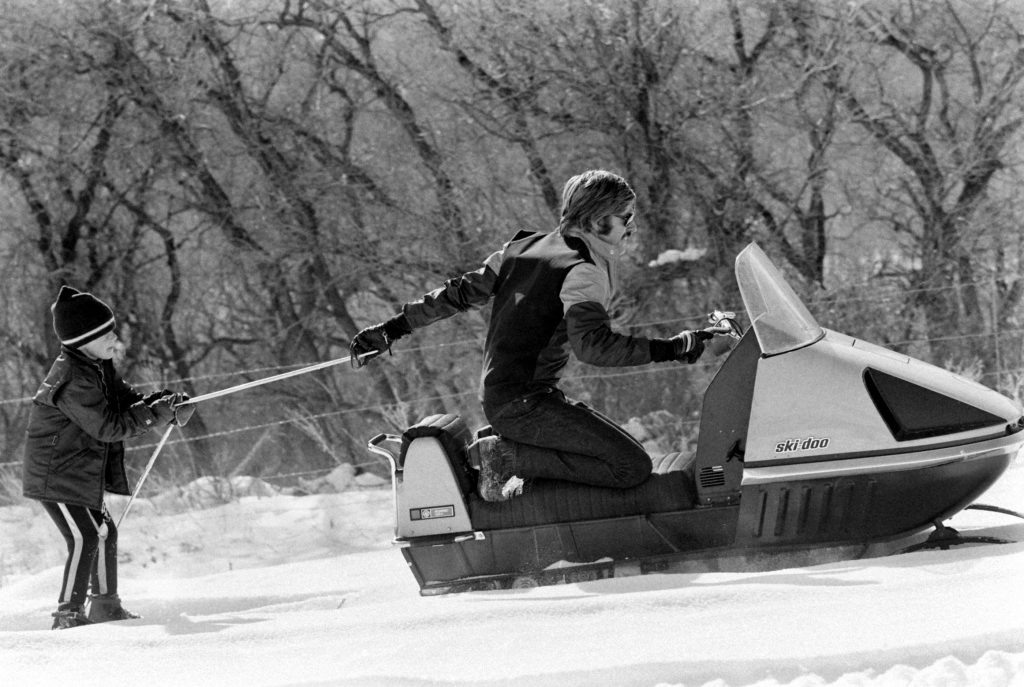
51, 286, 116, 348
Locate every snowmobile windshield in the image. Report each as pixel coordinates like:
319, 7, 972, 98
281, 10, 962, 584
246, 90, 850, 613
735, 243, 824, 356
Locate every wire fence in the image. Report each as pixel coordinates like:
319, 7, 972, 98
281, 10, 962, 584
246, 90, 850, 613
2, 278, 1023, 479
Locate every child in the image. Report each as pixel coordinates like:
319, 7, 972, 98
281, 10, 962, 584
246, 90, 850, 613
22, 286, 193, 629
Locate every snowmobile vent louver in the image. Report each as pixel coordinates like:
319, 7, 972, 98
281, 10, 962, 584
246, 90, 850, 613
699, 465, 726, 488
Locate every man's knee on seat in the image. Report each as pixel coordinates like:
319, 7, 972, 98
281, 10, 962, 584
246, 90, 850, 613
615, 455, 652, 488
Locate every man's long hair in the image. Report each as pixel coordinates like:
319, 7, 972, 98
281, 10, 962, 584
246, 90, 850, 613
557, 170, 635, 236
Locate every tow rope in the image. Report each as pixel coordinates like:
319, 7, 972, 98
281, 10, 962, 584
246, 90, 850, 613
117, 352, 365, 526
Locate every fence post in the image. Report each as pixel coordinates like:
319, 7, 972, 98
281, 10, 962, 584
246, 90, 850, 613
992, 273, 1002, 393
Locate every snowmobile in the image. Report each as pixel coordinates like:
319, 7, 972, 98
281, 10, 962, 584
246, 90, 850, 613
366, 243, 1024, 595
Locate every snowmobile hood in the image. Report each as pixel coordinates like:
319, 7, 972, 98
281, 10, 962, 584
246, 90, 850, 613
735, 244, 1024, 467
745, 328, 1023, 467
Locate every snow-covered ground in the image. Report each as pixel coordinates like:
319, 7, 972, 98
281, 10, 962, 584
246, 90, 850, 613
1, 461, 1022, 687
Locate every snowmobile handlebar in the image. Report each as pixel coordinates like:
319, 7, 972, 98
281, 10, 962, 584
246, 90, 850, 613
367, 433, 403, 475
707, 310, 744, 338
704, 310, 745, 356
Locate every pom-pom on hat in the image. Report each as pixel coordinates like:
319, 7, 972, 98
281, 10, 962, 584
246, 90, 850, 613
51, 286, 116, 348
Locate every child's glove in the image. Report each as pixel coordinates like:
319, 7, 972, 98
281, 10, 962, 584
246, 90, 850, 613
148, 395, 177, 426
142, 389, 175, 405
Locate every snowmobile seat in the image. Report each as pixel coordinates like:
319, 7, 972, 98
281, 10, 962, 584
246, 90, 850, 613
466, 451, 698, 531
397, 413, 698, 533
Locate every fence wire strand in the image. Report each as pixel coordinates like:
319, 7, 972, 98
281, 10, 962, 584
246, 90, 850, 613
2, 279, 1024, 479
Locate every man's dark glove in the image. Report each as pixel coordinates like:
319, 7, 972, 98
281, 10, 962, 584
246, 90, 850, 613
349, 315, 412, 368
349, 323, 389, 367
670, 329, 715, 364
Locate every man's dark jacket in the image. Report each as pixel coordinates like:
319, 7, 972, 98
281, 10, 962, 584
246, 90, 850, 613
398, 230, 659, 409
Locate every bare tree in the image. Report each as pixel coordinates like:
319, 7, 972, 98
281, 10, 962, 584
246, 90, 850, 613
817, 0, 1024, 371
6, 0, 1024, 491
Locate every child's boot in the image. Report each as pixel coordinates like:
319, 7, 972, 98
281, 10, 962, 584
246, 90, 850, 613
87, 593, 140, 623
51, 603, 93, 630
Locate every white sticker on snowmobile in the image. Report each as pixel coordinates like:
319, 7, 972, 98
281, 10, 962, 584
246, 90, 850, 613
410, 505, 456, 520
774, 436, 831, 453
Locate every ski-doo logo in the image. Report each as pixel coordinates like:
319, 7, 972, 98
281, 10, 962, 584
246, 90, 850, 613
774, 436, 831, 453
